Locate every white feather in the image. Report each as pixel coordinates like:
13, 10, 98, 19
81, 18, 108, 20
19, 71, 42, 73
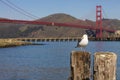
79, 34, 88, 47
75, 34, 88, 50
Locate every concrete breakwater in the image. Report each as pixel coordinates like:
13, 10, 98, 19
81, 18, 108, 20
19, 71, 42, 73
16, 37, 120, 42
0, 37, 120, 48
0, 39, 32, 48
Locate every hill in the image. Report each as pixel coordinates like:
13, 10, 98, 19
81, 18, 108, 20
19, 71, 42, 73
0, 13, 120, 38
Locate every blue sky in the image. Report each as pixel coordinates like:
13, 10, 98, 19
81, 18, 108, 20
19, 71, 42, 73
0, 0, 120, 21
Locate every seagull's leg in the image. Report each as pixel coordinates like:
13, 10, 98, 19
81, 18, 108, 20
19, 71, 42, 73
83, 47, 86, 52
80, 47, 82, 51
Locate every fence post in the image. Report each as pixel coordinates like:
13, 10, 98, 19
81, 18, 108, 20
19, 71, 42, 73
70, 51, 91, 80
94, 52, 117, 80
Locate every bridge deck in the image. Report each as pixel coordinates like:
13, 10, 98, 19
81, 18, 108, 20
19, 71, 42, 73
0, 19, 115, 33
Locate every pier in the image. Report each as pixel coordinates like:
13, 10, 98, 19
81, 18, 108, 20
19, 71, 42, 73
1, 37, 119, 47
14, 37, 120, 42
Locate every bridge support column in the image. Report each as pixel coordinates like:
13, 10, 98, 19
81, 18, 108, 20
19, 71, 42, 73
96, 5, 102, 38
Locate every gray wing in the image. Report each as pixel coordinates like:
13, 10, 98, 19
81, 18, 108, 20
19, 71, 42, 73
75, 39, 81, 48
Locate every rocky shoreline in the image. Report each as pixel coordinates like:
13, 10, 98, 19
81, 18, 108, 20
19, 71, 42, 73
0, 39, 32, 48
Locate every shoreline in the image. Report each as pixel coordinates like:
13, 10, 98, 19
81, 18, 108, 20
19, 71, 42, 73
0, 39, 32, 48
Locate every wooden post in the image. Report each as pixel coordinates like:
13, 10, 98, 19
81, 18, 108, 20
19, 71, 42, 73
70, 51, 91, 80
94, 52, 117, 80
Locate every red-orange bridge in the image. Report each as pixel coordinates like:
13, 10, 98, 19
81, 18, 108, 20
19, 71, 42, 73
0, 5, 116, 38
0, 19, 116, 33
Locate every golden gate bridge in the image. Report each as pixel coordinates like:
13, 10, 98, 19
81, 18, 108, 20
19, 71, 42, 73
0, 5, 116, 39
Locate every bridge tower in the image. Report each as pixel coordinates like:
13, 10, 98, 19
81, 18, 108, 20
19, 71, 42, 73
96, 5, 102, 38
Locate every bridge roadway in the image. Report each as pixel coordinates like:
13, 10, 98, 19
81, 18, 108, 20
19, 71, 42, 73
13, 37, 120, 42
0, 19, 115, 33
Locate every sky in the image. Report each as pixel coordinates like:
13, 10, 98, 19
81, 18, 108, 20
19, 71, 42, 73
0, 0, 120, 21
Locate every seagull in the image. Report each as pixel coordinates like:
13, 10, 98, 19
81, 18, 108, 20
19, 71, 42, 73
75, 34, 88, 51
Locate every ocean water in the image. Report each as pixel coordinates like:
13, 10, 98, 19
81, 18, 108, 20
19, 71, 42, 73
0, 41, 119, 80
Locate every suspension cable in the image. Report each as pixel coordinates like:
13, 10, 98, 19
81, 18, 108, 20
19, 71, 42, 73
0, 0, 39, 19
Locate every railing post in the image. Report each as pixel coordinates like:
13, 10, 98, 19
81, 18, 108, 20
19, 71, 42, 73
70, 51, 91, 80
94, 52, 117, 80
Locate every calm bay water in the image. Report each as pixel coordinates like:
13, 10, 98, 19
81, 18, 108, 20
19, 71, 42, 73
0, 41, 120, 80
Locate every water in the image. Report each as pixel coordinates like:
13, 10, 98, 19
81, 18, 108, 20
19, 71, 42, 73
0, 41, 120, 80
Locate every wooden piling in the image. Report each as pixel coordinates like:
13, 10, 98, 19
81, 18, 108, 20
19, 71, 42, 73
94, 52, 117, 80
70, 51, 91, 80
